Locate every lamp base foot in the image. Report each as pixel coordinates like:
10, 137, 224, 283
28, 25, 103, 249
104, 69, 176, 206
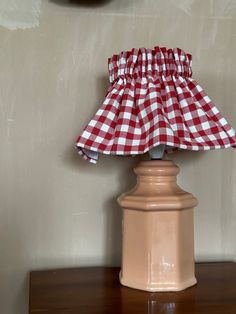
120, 271, 197, 292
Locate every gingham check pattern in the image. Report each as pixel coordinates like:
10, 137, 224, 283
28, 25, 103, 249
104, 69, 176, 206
76, 46, 236, 163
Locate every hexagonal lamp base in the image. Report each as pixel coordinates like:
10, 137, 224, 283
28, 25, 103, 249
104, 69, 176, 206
117, 160, 198, 292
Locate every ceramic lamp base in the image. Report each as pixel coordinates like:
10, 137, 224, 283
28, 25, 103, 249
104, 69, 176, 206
118, 160, 198, 292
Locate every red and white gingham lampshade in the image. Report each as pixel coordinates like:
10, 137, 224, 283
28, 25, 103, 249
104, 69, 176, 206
76, 46, 236, 163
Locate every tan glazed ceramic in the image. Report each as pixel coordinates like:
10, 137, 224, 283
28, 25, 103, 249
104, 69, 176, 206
118, 160, 198, 292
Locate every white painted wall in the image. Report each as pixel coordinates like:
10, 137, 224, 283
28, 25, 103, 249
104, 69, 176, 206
0, 0, 236, 313
0, 0, 41, 30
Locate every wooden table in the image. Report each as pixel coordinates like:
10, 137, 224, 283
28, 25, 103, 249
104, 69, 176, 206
29, 262, 236, 313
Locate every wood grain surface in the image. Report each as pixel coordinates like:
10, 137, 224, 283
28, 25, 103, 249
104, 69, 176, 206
29, 262, 236, 314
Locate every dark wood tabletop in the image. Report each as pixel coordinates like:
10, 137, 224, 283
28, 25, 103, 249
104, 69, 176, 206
29, 262, 236, 314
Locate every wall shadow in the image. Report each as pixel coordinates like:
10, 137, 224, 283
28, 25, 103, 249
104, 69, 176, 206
102, 155, 141, 267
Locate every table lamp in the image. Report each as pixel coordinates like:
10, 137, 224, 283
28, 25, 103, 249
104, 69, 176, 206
75, 46, 236, 292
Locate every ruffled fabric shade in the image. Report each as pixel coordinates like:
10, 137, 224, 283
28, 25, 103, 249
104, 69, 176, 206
76, 46, 236, 163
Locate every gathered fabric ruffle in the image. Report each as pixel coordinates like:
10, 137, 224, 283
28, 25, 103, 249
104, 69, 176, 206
108, 47, 192, 83
76, 46, 236, 163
